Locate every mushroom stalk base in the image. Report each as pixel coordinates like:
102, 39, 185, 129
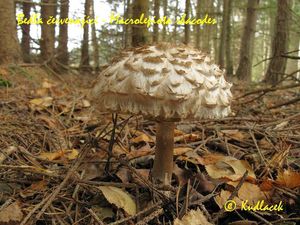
152, 121, 175, 186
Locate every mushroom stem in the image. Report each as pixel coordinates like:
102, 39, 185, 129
152, 121, 175, 186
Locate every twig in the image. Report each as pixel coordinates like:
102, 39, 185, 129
268, 96, 300, 109
212, 171, 248, 223
85, 207, 106, 225
35, 144, 90, 220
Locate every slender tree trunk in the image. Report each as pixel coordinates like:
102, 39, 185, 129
91, 0, 99, 72
184, 0, 190, 44
80, 0, 92, 71
132, 0, 149, 46
225, 0, 233, 76
265, 0, 291, 85
21, 0, 31, 63
235, 0, 259, 82
218, 0, 227, 67
213, 0, 221, 60
0, 0, 21, 64
124, 0, 132, 48
41, 0, 57, 67
57, 0, 69, 67
286, 0, 299, 79
172, 0, 178, 42
153, 0, 160, 43
162, 0, 168, 41
195, 0, 201, 49
202, 0, 213, 53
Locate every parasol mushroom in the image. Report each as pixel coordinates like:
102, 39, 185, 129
90, 43, 232, 186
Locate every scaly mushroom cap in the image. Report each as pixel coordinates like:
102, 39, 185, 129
90, 43, 232, 120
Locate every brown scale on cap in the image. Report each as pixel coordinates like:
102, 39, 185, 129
90, 42, 232, 120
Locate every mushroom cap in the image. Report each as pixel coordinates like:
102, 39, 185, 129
90, 43, 232, 120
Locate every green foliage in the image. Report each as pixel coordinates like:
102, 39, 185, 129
0, 77, 11, 87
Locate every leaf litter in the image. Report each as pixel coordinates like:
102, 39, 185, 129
0, 67, 299, 224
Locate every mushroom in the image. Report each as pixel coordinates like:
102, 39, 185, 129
90, 43, 232, 186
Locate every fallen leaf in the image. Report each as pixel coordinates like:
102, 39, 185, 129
173, 147, 193, 156
258, 138, 273, 149
215, 190, 242, 209
29, 97, 53, 110
275, 169, 300, 189
131, 133, 154, 143
98, 186, 136, 216
220, 130, 246, 141
174, 133, 199, 142
205, 158, 256, 181
91, 206, 114, 220
259, 179, 273, 192
228, 181, 268, 205
215, 182, 268, 209
20, 180, 47, 198
38, 149, 79, 161
174, 208, 213, 225
0, 201, 23, 224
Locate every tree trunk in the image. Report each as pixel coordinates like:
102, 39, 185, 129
132, 0, 149, 46
265, 0, 291, 85
218, 0, 227, 67
235, 0, 259, 82
162, 0, 168, 41
225, 0, 233, 76
184, 0, 190, 44
172, 0, 178, 42
202, 0, 213, 53
80, 0, 92, 71
286, 0, 300, 80
91, 0, 99, 72
57, 0, 69, 67
124, 0, 132, 48
41, 0, 57, 67
21, 0, 31, 63
195, 0, 201, 49
153, 0, 160, 43
0, 0, 21, 64
213, 0, 221, 60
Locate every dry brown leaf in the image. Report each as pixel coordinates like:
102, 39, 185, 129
42, 79, 56, 88
173, 147, 193, 156
113, 145, 129, 157
176, 150, 204, 165
259, 179, 273, 191
131, 133, 154, 143
228, 181, 268, 204
215, 182, 268, 209
0, 201, 23, 224
20, 180, 47, 198
37, 115, 61, 130
275, 169, 300, 189
174, 208, 213, 225
29, 97, 53, 110
38, 149, 79, 161
174, 133, 199, 142
174, 129, 186, 136
127, 147, 154, 160
98, 186, 136, 216
258, 138, 273, 149
220, 129, 246, 141
205, 158, 256, 181
215, 190, 242, 209
201, 153, 234, 165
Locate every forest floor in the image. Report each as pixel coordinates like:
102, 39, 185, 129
0, 65, 300, 225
